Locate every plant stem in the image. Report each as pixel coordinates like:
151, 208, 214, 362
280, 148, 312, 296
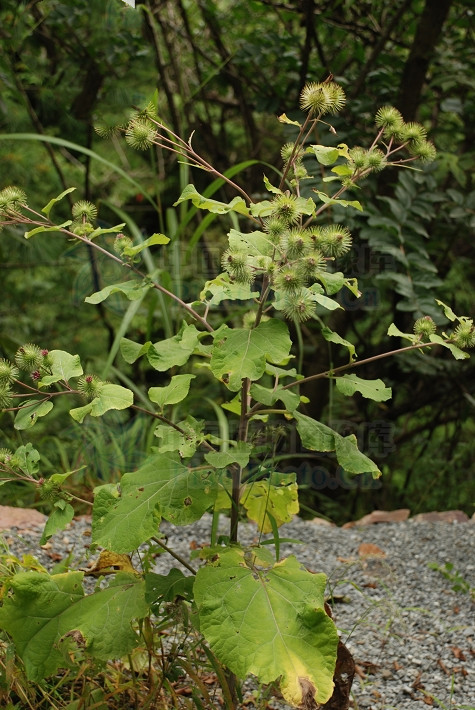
151, 536, 196, 575
282, 340, 443, 390
230, 378, 251, 544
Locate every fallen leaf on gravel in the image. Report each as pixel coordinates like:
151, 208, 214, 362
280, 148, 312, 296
437, 658, 450, 675
451, 646, 466, 661
358, 543, 386, 557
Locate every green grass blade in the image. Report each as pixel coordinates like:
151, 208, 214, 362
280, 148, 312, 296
0, 133, 158, 210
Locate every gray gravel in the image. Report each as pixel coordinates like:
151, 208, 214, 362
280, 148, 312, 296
2, 515, 474, 709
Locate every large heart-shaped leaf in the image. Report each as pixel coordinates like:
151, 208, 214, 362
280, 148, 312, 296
194, 548, 338, 706
210, 319, 291, 391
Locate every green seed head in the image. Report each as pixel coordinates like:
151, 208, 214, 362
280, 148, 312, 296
280, 229, 310, 260
413, 316, 437, 340
72, 200, 98, 221
125, 118, 157, 151
0, 385, 13, 408
0, 358, 19, 385
0, 186, 27, 214
77, 374, 104, 401
221, 250, 253, 284
300, 81, 346, 115
0, 448, 13, 465
452, 319, 475, 349
375, 106, 404, 139
319, 225, 352, 258
281, 288, 317, 322
114, 233, 134, 256
274, 265, 304, 293
270, 194, 301, 226
15, 344, 43, 373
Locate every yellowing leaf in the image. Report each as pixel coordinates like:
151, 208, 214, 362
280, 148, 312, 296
241, 473, 299, 532
278, 113, 301, 127
194, 548, 338, 706
84, 551, 137, 576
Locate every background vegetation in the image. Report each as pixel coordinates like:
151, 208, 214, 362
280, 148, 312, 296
0, 0, 474, 523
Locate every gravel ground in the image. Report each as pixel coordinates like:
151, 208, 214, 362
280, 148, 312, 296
2, 515, 474, 710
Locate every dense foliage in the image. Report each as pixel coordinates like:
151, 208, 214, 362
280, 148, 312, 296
0, 0, 473, 521
0, 1, 473, 707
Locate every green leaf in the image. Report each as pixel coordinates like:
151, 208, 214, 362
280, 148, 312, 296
0, 571, 147, 681
92, 453, 217, 552
430, 334, 470, 360
321, 326, 356, 362
264, 364, 299, 379
331, 164, 353, 176
241, 472, 299, 532
10, 443, 40, 476
145, 569, 194, 604
310, 291, 342, 311
174, 184, 250, 216
147, 323, 200, 372
249, 199, 274, 218
200, 273, 259, 305
316, 271, 345, 296
204, 442, 251, 469
39, 350, 83, 386
69, 384, 133, 423
153, 415, 204, 458
40, 502, 75, 545
387, 323, 419, 344
88, 223, 126, 240
14, 400, 54, 430
294, 412, 381, 477
121, 232, 170, 257
148, 374, 196, 409
310, 145, 340, 166
24, 221, 72, 239
294, 412, 336, 452
263, 175, 282, 195
250, 383, 300, 412
335, 375, 392, 402
41, 187, 76, 217
194, 548, 338, 706
120, 338, 152, 364
314, 190, 363, 211
435, 299, 457, 321
334, 434, 381, 478
228, 228, 273, 257
210, 319, 292, 391
85, 280, 151, 305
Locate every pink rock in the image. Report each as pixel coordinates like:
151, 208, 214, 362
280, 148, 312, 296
342, 509, 411, 528
0, 505, 47, 531
412, 510, 469, 523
